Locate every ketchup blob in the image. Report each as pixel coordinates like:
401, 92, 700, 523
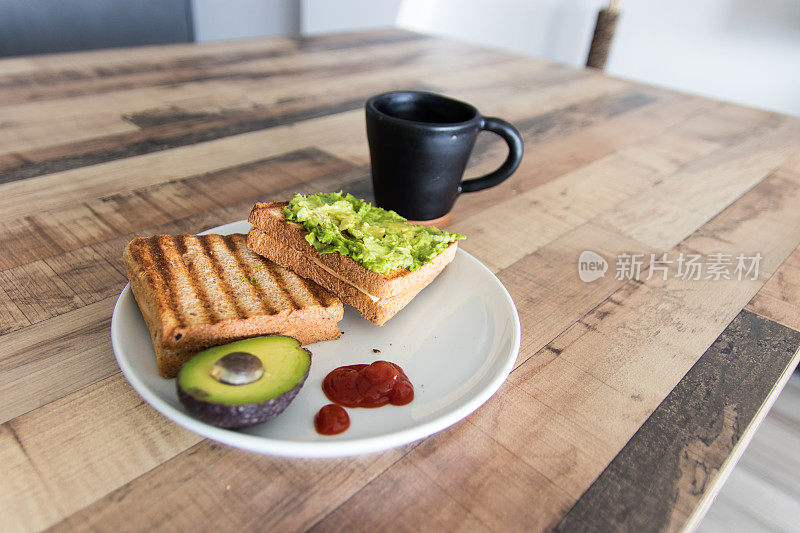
322, 361, 414, 408
314, 404, 349, 435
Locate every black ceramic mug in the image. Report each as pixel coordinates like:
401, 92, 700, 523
366, 91, 523, 222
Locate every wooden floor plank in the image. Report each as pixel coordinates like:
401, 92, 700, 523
0, 283, 30, 335
43, 247, 127, 305
0, 106, 138, 155
495, 222, 649, 361
467, 362, 621, 498
406, 421, 575, 532
746, 243, 800, 332
0, 424, 63, 532
447, 105, 784, 363
51, 439, 412, 532
0, 38, 504, 182
0, 260, 85, 324
777, 150, 800, 176
29, 204, 119, 252
452, 129, 720, 273
0, 297, 119, 424
555, 311, 800, 532
547, 173, 800, 438
450, 93, 719, 225
307, 459, 493, 533
0, 148, 358, 275
0, 35, 295, 78
0, 217, 66, 271
7, 374, 202, 529
0, 110, 365, 223
598, 115, 800, 250
0, 31, 430, 108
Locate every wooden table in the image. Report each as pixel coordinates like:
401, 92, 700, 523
2, 29, 799, 532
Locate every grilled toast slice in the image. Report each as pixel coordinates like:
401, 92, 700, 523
247, 201, 458, 299
123, 233, 343, 378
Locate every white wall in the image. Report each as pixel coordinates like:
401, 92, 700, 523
397, 0, 604, 66
192, 0, 299, 41
191, 0, 800, 117
398, 0, 800, 117
301, 0, 404, 35
606, 0, 800, 118
191, 0, 400, 40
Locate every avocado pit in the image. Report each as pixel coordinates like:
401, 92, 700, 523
209, 351, 264, 385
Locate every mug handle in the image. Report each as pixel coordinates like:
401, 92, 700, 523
460, 117, 524, 193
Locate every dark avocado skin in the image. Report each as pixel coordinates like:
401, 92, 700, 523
177, 365, 310, 429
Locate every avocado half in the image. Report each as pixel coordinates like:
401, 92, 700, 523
176, 335, 311, 429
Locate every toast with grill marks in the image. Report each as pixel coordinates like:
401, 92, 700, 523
123, 233, 343, 378
247, 202, 458, 325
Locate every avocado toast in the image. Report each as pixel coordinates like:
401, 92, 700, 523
246, 193, 463, 325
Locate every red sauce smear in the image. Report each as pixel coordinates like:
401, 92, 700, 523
323, 361, 414, 408
314, 404, 350, 435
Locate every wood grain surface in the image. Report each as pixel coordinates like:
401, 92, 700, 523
1, 29, 799, 532
554, 310, 800, 532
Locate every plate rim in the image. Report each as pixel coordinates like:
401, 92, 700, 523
111, 221, 520, 457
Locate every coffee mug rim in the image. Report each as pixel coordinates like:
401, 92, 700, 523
366, 90, 481, 129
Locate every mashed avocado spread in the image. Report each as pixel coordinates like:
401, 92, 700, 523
284, 192, 465, 274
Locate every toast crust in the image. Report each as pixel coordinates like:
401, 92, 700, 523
248, 201, 458, 299
124, 233, 343, 378
247, 228, 448, 325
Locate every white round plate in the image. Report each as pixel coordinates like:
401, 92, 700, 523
111, 220, 520, 457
